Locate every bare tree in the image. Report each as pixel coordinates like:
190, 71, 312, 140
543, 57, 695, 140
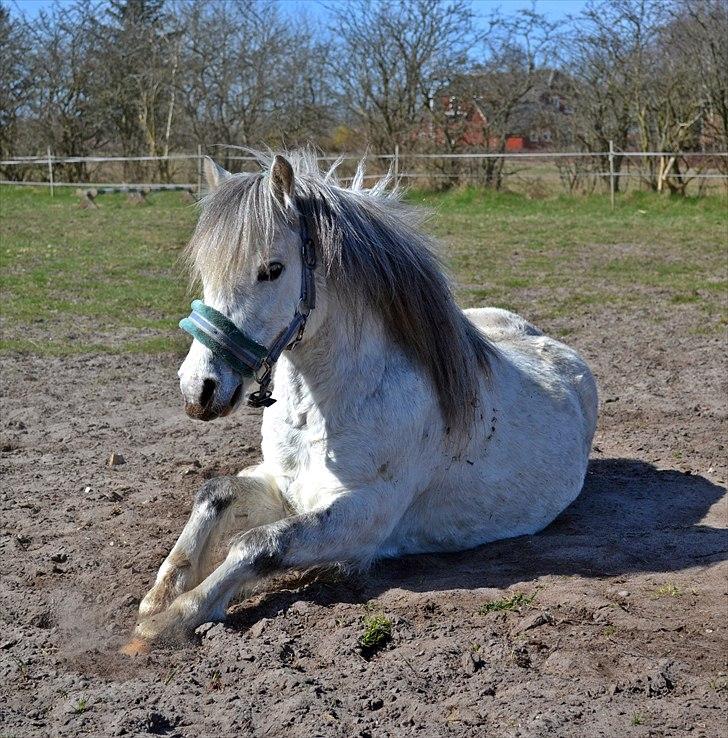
330, 0, 476, 154
463, 8, 558, 188
672, 0, 728, 175
0, 3, 31, 176
20, 2, 108, 181
92, 0, 182, 180
566, 0, 657, 191
274, 15, 335, 147
177, 0, 322, 166
567, 0, 725, 193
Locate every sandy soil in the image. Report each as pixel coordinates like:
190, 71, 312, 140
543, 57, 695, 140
1, 301, 726, 738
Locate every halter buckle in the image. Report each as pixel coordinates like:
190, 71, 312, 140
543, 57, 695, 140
302, 237, 317, 268
287, 316, 308, 350
248, 360, 276, 407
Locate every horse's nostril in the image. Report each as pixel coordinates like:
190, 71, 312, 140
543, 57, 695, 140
200, 378, 217, 408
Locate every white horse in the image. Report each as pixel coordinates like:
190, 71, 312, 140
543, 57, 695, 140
124, 151, 597, 652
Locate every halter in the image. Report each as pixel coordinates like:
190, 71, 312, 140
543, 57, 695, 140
179, 198, 317, 408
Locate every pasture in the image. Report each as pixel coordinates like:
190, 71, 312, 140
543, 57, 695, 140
1, 187, 726, 736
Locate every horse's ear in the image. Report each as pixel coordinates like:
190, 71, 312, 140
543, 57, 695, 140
203, 157, 230, 192
269, 155, 295, 205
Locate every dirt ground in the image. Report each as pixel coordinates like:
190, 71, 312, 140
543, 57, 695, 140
1, 297, 726, 738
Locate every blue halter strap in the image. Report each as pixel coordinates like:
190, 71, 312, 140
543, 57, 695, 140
179, 198, 318, 407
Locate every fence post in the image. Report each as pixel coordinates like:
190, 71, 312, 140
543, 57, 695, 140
47, 147, 54, 197
394, 144, 399, 180
608, 140, 615, 211
196, 144, 202, 197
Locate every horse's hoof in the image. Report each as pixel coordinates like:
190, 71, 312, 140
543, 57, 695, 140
131, 604, 197, 649
119, 637, 151, 656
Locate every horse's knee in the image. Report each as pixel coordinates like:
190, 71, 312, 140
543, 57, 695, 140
230, 521, 294, 576
194, 476, 241, 514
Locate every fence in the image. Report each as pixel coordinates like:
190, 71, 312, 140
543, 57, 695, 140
1, 144, 727, 205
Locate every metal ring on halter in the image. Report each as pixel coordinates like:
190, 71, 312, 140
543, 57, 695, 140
254, 359, 272, 386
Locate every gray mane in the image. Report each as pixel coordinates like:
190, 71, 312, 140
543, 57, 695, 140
187, 150, 495, 430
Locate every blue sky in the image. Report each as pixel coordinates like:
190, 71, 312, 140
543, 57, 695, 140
13, 0, 590, 22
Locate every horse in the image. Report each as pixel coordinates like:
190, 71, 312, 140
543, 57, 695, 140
123, 151, 598, 653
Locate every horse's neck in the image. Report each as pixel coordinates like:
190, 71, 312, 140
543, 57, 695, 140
276, 300, 395, 414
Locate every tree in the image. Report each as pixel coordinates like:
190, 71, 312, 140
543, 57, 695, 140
330, 0, 476, 154
462, 8, 558, 188
0, 3, 31, 175
672, 0, 728, 154
20, 2, 108, 181
176, 0, 331, 166
94, 0, 182, 180
566, 0, 658, 191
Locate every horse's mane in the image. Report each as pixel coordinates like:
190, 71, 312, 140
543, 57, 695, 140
186, 149, 495, 431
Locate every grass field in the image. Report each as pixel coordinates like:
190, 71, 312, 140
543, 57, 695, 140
0, 185, 725, 354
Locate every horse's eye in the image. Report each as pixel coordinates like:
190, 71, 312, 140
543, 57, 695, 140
258, 262, 284, 281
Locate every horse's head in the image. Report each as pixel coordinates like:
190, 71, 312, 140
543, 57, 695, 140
178, 154, 322, 420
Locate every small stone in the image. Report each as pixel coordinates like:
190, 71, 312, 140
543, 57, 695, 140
126, 191, 147, 206
248, 618, 270, 639
617, 590, 629, 598
512, 644, 531, 668
108, 453, 126, 467
101, 490, 123, 501
516, 610, 553, 633
195, 622, 216, 637
50, 552, 68, 563
461, 650, 485, 674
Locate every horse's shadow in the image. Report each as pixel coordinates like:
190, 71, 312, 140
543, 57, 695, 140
229, 458, 727, 626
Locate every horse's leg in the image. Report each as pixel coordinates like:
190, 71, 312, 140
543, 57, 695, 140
138, 467, 288, 618
132, 483, 409, 646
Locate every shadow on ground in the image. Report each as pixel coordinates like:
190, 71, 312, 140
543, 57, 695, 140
229, 457, 727, 627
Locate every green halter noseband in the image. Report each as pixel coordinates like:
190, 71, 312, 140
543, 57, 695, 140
179, 300, 269, 379
179, 199, 318, 408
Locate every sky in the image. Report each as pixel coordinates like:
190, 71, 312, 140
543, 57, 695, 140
12, 0, 591, 23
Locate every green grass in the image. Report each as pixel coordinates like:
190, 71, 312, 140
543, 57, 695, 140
652, 582, 683, 599
0, 187, 194, 355
1, 185, 726, 355
478, 591, 536, 614
359, 613, 393, 655
412, 188, 727, 326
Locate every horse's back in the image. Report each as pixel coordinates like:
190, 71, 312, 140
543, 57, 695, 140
467, 306, 597, 439
465, 306, 543, 339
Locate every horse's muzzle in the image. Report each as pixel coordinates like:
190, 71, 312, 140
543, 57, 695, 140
184, 382, 242, 421
184, 401, 222, 421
